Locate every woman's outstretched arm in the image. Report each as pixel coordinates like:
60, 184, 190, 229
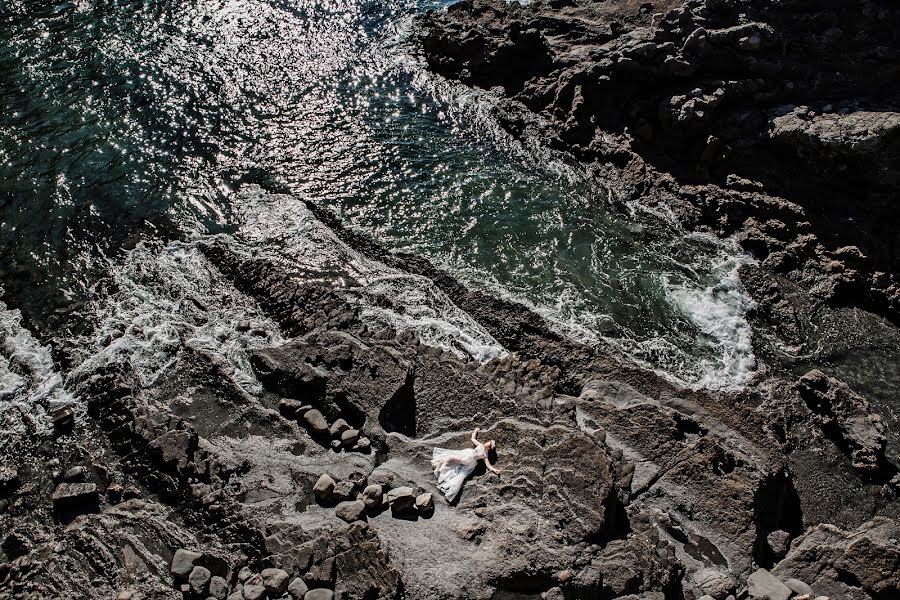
471, 427, 480, 446
484, 455, 501, 476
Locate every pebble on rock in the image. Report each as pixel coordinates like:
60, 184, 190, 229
331, 480, 356, 503
313, 473, 336, 501
304, 589, 334, 600
287, 577, 309, 600
261, 567, 290, 596
692, 568, 736, 600
303, 409, 329, 435
242, 584, 266, 600
747, 568, 792, 600
188, 565, 212, 596
209, 575, 228, 600
415, 492, 434, 513
386, 486, 415, 514
362, 484, 383, 510
335, 499, 366, 522
170, 549, 203, 580
329, 418, 350, 436
784, 578, 813, 597
340, 429, 360, 446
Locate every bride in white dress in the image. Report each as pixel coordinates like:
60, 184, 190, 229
431, 427, 502, 502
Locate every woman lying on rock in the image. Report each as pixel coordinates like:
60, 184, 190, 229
431, 427, 501, 502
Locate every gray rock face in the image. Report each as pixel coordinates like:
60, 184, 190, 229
773, 518, 900, 600
747, 569, 791, 600
797, 370, 887, 473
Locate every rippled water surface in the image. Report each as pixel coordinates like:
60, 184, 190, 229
2, 0, 757, 388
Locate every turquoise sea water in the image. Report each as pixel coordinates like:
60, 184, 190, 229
1, 0, 757, 389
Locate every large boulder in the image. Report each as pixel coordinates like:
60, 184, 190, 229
772, 518, 900, 600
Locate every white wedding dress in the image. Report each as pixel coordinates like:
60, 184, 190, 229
431, 444, 486, 502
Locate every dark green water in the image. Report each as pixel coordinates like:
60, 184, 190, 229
1, 0, 758, 390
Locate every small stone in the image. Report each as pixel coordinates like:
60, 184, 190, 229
330, 439, 342, 451
171, 549, 203, 580
354, 437, 371, 452
415, 492, 434, 513
386, 486, 415, 514
238, 566, 253, 582
279, 398, 307, 419
0, 467, 19, 494
747, 568, 792, 600
116, 592, 133, 600
698, 596, 715, 600
303, 409, 329, 435
335, 500, 366, 522
304, 589, 334, 600
313, 473, 336, 501
693, 568, 735, 600
63, 466, 87, 482
51, 482, 99, 515
209, 575, 228, 600
106, 483, 124, 503
226, 593, 243, 600
329, 418, 350, 437
242, 584, 266, 600
261, 567, 290, 596
784, 579, 813, 597
340, 429, 360, 446
767, 529, 791, 559
287, 577, 309, 600
361, 484, 383, 510
189, 566, 212, 596
331, 480, 356, 503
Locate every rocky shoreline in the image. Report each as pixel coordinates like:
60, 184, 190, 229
1, 1, 900, 599
1, 184, 897, 600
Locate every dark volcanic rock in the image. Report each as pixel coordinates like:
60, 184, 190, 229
772, 517, 900, 600
416, 0, 900, 325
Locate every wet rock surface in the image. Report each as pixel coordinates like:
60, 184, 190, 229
1, 181, 898, 600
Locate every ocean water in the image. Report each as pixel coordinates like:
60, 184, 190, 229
1, 0, 758, 413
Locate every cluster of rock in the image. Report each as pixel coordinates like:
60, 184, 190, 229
169, 549, 334, 600
279, 401, 371, 454
693, 565, 824, 600
313, 471, 434, 523
2, 186, 898, 599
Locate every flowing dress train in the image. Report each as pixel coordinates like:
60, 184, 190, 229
431, 444, 486, 502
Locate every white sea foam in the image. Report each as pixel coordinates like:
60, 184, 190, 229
0, 288, 79, 455
662, 248, 757, 390
68, 242, 285, 394
233, 187, 508, 362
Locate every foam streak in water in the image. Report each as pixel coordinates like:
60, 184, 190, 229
233, 186, 507, 362
68, 242, 285, 394
0, 288, 79, 455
